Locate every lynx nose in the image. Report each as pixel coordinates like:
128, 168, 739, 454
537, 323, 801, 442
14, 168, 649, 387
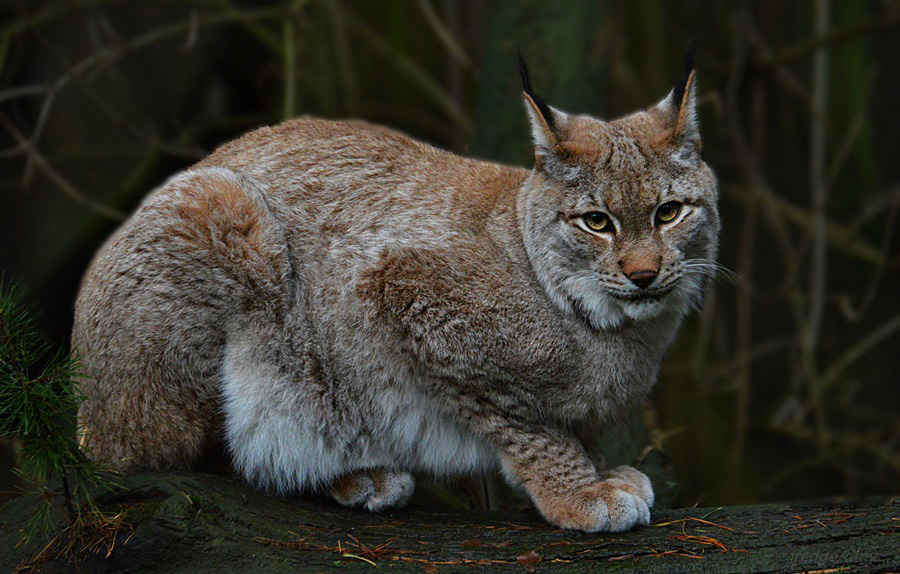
625, 270, 658, 289
619, 254, 660, 290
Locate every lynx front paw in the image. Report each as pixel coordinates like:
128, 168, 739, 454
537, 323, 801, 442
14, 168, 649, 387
605, 465, 654, 508
536, 466, 654, 533
330, 469, 415, 512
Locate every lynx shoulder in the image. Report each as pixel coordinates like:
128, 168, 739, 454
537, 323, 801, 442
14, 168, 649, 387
74, 44, 718, 532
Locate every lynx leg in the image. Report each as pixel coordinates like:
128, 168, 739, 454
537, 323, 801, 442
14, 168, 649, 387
74, 167, 290, 473
499, 428, 654, 532
78, 396, 217, 472
330, 469, 415, 512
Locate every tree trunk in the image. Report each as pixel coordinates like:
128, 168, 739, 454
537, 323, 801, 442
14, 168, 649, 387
1, 470, 896, 573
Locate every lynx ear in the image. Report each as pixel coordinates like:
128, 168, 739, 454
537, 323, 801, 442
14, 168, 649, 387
517, 49, 569, 165
654, 39, 701, 162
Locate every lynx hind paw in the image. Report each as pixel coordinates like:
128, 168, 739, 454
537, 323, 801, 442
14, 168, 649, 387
330, 470, 415, 513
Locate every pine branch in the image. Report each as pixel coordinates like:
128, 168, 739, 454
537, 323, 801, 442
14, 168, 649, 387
0, 277, 119, 547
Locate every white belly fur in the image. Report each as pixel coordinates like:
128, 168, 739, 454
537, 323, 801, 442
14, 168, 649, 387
221, 337, 496, 494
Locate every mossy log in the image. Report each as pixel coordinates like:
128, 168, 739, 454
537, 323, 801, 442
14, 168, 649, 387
0, 470, 897, 573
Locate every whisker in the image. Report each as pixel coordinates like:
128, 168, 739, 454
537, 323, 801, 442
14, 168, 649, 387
683, 258, 740, 284
682, 269, 736, 287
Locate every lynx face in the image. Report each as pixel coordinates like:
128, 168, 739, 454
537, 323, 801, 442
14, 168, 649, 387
518, 56, 719, 331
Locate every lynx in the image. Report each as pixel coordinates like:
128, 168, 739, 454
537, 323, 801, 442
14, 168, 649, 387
74, 44, 718, 533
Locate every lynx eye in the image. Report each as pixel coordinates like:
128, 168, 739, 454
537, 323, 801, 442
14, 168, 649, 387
655, 201, 681, 224
583, 212, 613, 233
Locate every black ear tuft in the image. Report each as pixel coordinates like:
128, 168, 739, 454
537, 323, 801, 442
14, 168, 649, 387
517, 48, 556, 132
671, 38, 698, 111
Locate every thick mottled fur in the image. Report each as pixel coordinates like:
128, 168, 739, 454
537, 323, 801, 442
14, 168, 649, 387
74, 52, 718, 532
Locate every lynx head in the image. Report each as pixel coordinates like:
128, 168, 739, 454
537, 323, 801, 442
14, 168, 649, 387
517, 43, 719, 331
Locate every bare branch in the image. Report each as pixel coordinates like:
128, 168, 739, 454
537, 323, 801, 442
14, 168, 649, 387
805, 0, 830, 357
0, 115, 126, 221
343, 10, 473, 133
753, 8, 900, 69
416, 0, 472, 69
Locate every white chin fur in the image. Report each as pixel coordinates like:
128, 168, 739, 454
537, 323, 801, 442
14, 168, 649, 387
621, 299, 666, 321
547, 270, 703, 331
561, 273, 627, 330
560, 273, 690, 330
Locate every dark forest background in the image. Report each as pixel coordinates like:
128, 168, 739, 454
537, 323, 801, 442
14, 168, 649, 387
1, 0, 898, 509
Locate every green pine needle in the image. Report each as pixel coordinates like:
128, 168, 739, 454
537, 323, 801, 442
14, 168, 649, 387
0, 276, 120, 547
